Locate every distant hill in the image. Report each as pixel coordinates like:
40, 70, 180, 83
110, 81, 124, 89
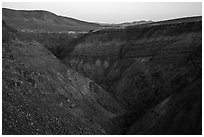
2, 8, 101, 32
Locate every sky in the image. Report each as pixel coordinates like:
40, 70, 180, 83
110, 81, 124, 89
2, 2, 202, 23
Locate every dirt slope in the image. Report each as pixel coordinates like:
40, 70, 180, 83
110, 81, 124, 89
2, 21, 124, 135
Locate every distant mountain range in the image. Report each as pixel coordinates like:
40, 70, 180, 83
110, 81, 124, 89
2, 8, 101, 32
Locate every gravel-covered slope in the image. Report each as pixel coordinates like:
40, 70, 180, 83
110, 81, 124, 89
2, 22, 124, 135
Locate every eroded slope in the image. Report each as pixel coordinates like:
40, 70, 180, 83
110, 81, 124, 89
2, 22, 124, 135
62, 17, 202, 134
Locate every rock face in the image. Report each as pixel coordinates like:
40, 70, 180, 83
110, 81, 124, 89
2, 16, 202, 135
62, 16, 202, 134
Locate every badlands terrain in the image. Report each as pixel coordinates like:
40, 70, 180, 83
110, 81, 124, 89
2, 8, 202, 135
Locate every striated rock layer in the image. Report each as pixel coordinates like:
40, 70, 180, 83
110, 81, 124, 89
62, 16, 202, 134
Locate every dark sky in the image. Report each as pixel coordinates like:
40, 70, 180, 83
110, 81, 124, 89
3, 2, 202, 23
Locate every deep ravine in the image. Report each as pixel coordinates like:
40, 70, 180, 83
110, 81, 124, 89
2, 16, 202, 135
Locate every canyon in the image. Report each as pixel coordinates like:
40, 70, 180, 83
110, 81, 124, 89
2, 8, 202, 135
